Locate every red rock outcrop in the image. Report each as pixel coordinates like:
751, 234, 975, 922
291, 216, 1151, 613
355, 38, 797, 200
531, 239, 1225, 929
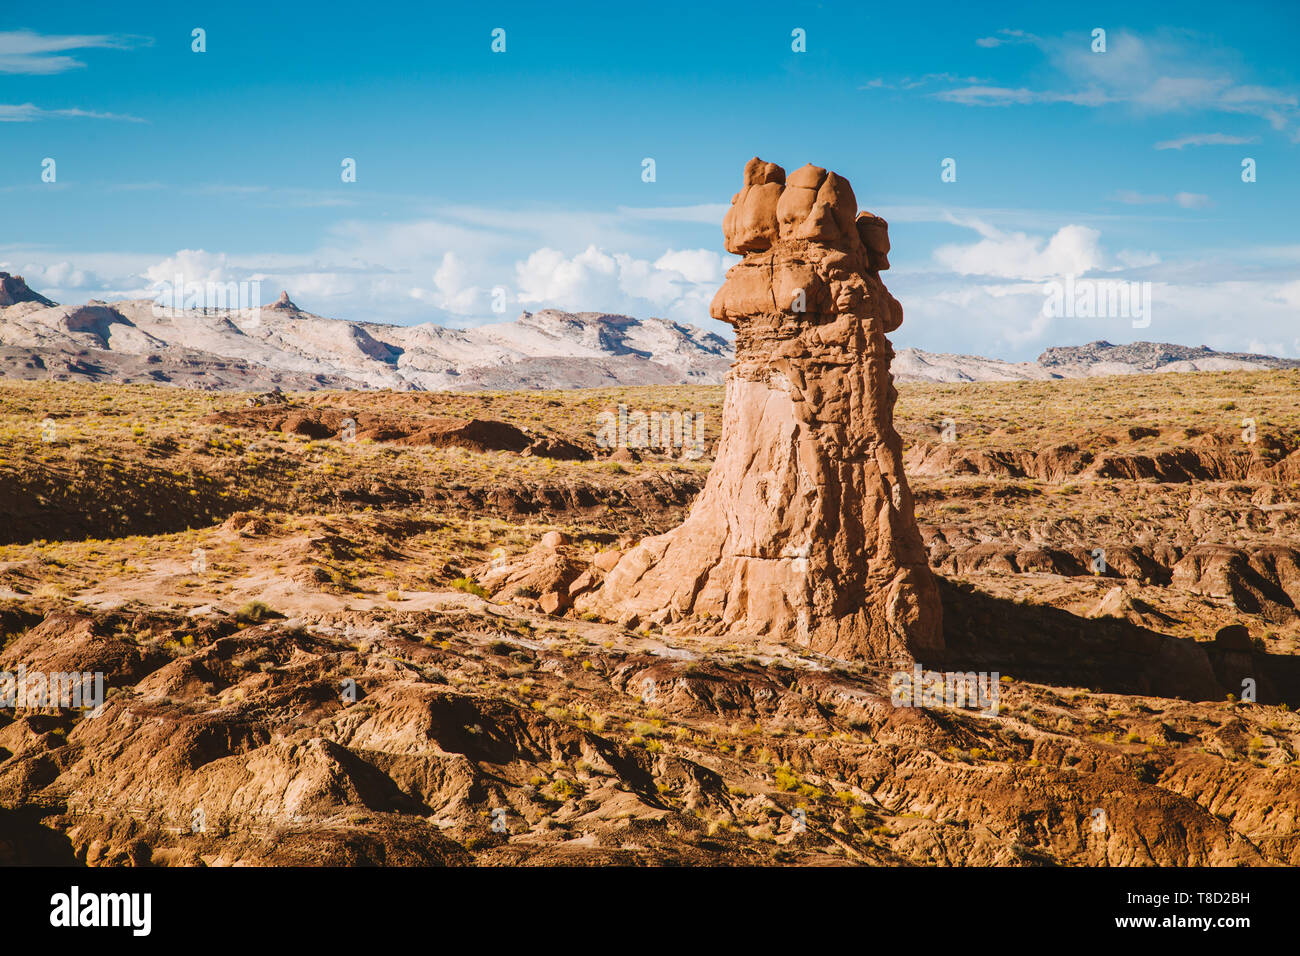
577, 158, 943, 662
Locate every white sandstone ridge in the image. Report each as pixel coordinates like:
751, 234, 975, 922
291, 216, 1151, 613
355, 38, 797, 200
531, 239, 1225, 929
0, 275, 731, 391
0, 273, 1294, 389
892, 341, 1300, 384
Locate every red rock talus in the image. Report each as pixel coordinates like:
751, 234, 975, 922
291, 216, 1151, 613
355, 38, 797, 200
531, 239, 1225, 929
578, 158, 943, 662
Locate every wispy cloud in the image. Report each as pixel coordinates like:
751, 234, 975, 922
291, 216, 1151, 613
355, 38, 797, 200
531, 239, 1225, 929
1154, 132, 1259, 149
1111, 190, 1167, 205
933, 29, 1300, 140
861, 73, 988, 91
1111, 190, 1212, 208
975, 29, 1042, 49
934, 86, 1110, 107
0, 102, 146, 122
0, 30, 149, 74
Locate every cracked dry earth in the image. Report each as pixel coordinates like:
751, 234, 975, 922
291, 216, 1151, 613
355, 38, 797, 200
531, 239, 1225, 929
0, 372, 1298, 866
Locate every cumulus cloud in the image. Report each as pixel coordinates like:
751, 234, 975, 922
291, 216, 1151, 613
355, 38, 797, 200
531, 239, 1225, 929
430, 251, 484, 314
32, 262, 88, 288
12, 261, 101, 296
932, 222, 1104, 280
889, 214, 1300, 360
512, 245, 723, 323
652, 249, 725, 285
894, 267, 1300, 361
12, 193, 1296, 366
96, 217, 730, 330
142, 249, 238, 289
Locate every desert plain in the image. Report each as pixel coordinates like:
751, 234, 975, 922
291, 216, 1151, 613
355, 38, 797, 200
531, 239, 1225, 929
0, 370, 1298, 865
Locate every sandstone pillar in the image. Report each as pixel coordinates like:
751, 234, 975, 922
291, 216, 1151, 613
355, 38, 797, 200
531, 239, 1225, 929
578, 158, 942, 662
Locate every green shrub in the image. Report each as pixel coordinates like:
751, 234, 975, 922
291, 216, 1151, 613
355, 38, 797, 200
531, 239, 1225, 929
234, 600, 276, 624
451, 577, 489, 598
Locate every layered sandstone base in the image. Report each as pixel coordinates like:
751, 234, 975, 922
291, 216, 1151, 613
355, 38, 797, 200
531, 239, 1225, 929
577, 159, 943, 663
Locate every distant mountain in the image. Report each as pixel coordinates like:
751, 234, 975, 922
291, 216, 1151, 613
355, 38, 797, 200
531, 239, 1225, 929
0, 288, 732, 390
1036, 340, 1300, 374
893, 340, 1300, 383
891, 349, 1058, 383
1, 280, 1294, 390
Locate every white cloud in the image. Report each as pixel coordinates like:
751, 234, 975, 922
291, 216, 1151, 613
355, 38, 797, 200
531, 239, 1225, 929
933, 86, 1111, 107
893, 229, 1300, 361
70, 211, 731, 330
932, 222, 1104, 280
862, 73, 991, 91
974, 29, 1041, 49
1116, 249, 1162, 269
653, 249, 725, 284
936, 29, 1300, 140
13, 261, 101, 295
0, 103, 145, 123
1111, 190, 1212, 209
511, 245, 720, 323
1154, 132, 1259, 149
1273, 280, 1300, 309
1112, 190, 1168, 205
893, 269, 1300, 361
10, 194, 1296, 366
891, 215, 1300, 359
429, 251, 483, 314
0, 30, 148, 74
1247, 340, 1287, 356
142, 250, 237, 289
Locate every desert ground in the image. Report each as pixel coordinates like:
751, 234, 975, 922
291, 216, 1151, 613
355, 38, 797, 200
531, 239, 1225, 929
1, 370, 1298, 865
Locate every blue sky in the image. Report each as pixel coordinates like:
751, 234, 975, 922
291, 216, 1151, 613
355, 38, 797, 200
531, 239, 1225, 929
3, 0, 1298, 359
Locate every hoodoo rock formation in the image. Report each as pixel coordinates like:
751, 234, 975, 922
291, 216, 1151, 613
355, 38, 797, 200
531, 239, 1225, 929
578, 158, 943, 662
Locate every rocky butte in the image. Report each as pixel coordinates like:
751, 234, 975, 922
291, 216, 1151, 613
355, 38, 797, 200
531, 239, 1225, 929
0, 272, 55, 308
576, 158, 943, 663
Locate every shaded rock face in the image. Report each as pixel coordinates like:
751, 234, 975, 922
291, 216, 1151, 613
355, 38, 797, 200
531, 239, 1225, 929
579, 158, 942, 662
0, 273, 55, 308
